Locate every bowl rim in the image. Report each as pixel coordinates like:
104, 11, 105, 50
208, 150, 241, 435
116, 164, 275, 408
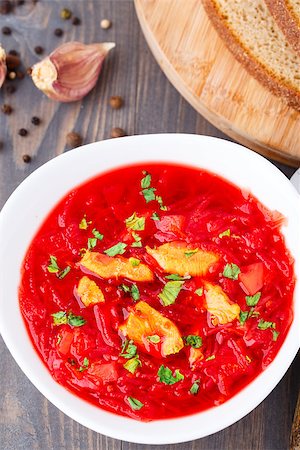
0, 133, 299, 445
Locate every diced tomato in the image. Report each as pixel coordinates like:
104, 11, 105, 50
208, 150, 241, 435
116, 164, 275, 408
57, 330, 74, 356
87, 362, 118, 383
239, 262, 264, 295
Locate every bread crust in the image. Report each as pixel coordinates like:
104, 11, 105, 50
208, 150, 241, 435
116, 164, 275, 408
264, 0, 300, 56
202, 0, 300, 111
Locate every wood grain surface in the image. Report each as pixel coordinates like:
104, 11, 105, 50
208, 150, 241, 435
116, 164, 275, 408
0, 1, 299, 450
135, 0, 300, 167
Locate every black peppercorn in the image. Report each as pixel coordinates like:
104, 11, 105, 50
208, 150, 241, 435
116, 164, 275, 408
54, 28, 63, 37
8, 49, 18, 56
34, 46, 44, 55
0, 1, 12, 15
2, 26, 11, 35
22, 154, 31, 163
66, 131, 83, 148
31, 116, 40, 125
72, 17, 81, 25
18, 128, 28, 137
1, 104, 13, 115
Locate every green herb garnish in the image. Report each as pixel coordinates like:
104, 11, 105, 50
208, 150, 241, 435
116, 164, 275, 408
52, 311, 67, 326
155, 195, 167, 211
67, 313, 86, 327
272, 330, 280, 341
52, 311, 86, 327
127, 396, 144, 410
141, 187, 156, 203
185, 335, 202, 348
104, 242, 127, 256
165, 274, 191, 281
195, 288, 203, 296
146, 335, 161, 344
223, 263, 241, 280
258, 320, 275, 330
123, 356, 141, 374
131, 284, 140, 301
47, 255, 60, 273
159, 280, 184, 306
125, 212, 145, 231
92, 228, 103, 240
157, 365, 184, 385
206, 355, 215, 361
246, 292, 261, 307
79, 357, 89, 372
88, 237, 97, 249
131, 232, 142, 248
184, 248, 198, 258
151, 212, 160, 221
190, 380, 200, 395
57, 265, 71, 279
120, 340, 137, 359
219, 229, 231, 238
129, 257, 140, 267
141, 172, 151, 189
239, 310, 249, 325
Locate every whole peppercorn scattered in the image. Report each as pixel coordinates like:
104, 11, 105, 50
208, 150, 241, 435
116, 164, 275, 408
72, 16, 81, 26
22, 154, 31, 163
111, 127, 126, 138
6, 54, 20, 69
31, 116, 41, 126
26, 67, 33, 76
66, 131, 83, 148
100, 19, 112, 29
8, 49, 18, 56
109, 96, 124, 110
54, 28, 64, 37
34, 46, 44, 55
2, 26, 12, 35
1, 104, 13, 115
0, 0, 12, 15
6, 85, 16, 94
60, 8, 72, 20
18, 128, 28, 137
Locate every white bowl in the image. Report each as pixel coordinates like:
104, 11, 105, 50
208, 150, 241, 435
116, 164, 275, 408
0, 134, 299, 444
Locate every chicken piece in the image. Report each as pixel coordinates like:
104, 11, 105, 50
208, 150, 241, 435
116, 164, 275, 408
204, 282, 240, 325
120, 301, 184, 356
146, 242, 219, 276
189, 347, 204, 368
80, 251, 154, 282
76, 276, 105, 307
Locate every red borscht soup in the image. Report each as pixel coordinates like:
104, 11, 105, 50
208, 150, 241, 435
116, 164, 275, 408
19, 164, 295, 421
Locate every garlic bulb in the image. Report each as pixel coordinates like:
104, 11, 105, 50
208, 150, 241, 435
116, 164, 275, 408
31, 41, 115, 102
0, 45, 7, 88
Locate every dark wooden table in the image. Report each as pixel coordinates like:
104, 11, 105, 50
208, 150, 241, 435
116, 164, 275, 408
0, 1, 299, 449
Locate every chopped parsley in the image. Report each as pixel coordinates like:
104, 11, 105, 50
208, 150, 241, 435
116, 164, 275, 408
246, 292, 261, 307
195, 288, 203, 296
78, 357, 89, 372
119, 284, 131, 294
104, 242, 127, 256
165, 274, 191, 281
219, 229, 231, 238
272, 330, 280, 341
123, 356, 141, 374
125, 212, 145, 231
239, 310, 249, 325
47, 255, 60, 273
157, 365, 184, 385
223, 263, 240, 280
159, 280, 184, 306
184, 248, 198, 258
205, 355, 215, 361
131, 232, 142, 248
190, 380, 200, 395
120, 339, 137, 359
88, 238, 97, 249
141, 171, 151, 189
151, 212, 160, 221
92, 228, 103, 240
156, 195, 167, 211
141, 187, 156, 203
131, 284, 140, 301
57, 265, 71, 279
258, 320, 275, 330
79, 215, 91, 230
52, 311, 86, 327
129, 257, 140, 267
146, 335, 161, 344
127, 396, 144, 410
185, 335, 202, 349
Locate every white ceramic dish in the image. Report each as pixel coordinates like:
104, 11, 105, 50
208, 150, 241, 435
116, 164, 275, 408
0, 134, 299, 445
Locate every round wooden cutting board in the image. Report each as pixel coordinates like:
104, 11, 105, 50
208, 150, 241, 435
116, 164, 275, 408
135, 0, 300, 167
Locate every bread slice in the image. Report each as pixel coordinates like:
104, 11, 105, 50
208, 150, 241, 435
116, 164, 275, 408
202, 0, 300, 111
264, 0, 300, 56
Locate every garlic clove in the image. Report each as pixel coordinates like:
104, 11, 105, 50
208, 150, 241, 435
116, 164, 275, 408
0, 45, 7, 88
31, 41, 115, 102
